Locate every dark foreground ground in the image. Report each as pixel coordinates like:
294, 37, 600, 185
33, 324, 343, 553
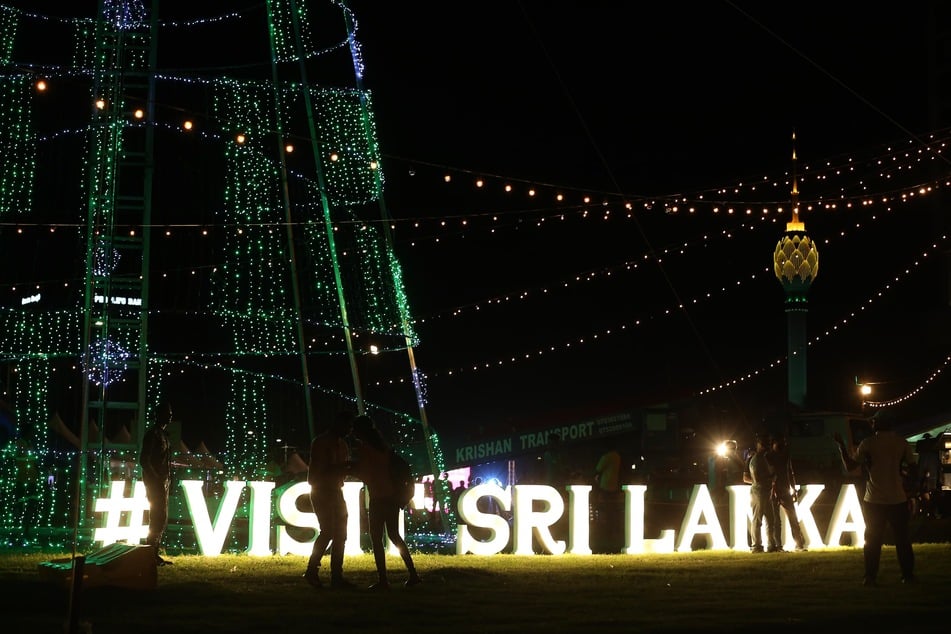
2, 518, 950, 634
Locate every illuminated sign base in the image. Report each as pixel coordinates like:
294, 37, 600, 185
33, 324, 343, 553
93, 481, 866, 557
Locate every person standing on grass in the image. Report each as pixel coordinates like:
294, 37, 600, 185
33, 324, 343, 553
352, 414, 421, 590
767, 435, 807, 551
834, 417, 917, 586
303, 411, 355, 589
140, 402, 174, 566
744, 433, 780, 553
915, 432, 942, 514
594, 447, 623, 552
544, 433, 567, 490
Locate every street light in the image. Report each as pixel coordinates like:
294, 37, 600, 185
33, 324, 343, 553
856, 380, 873, 415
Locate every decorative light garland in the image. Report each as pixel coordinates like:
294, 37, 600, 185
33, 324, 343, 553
0, 1, 428, 549
698, 237, 949, 397
863, 354, 951, 409
0, 2, 946, 551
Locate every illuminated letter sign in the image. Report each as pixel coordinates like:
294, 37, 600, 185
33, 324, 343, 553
92, 481, 865, 556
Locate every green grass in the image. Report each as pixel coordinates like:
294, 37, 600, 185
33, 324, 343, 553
3, 542, 950, 633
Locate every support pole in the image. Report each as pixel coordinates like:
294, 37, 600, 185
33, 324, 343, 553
66, 555, 85, 634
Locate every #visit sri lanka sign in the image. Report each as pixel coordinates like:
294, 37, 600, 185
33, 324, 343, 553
93, 480, 868, 556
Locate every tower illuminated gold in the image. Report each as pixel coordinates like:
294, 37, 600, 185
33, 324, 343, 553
773, 131, 819, 408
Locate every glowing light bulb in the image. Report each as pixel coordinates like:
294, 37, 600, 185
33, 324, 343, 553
236, 134, 246, 144
35, 79, 47, 92
133, 108, 144, 119
95, 99, 106, 110
183, 120, 193, 130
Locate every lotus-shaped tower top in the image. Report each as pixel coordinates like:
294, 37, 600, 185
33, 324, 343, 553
773, 133, 818, 297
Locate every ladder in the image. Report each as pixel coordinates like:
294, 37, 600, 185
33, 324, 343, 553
77, 1, 157, 535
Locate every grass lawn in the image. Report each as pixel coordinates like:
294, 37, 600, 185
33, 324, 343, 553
2, 538, 950, 634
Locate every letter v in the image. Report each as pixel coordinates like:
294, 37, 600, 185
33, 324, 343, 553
181, 480, 245, 556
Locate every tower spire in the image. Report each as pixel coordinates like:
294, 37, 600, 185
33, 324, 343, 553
788, 129, 803, 230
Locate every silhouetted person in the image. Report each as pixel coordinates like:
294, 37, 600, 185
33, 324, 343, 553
544, 434, 569, 541
744, 433, 779, 553
140, 402, 173, 566
352, 414, 421, 590
449, 480, 466, 516
594, 447, 622, 552
916, 433, 941, 498
303, 412, 354, 589
835, 417, 917, 586
544, 433, 567, 490
917, 467, 938, 519
710, 439, 745, 504
767, 435, 807, 551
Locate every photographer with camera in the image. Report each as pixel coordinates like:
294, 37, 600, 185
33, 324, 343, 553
834, 418, 916, 586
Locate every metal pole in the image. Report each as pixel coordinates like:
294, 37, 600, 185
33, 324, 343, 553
66, 555, 85, 634
339, 0, 448, 532
279, 0, 366, 417
264, 0, 318, 438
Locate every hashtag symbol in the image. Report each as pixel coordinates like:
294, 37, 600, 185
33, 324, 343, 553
93, 480, 151, 547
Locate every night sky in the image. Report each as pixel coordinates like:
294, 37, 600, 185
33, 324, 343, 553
3, 2, 949, 455
348, 2, 949, 440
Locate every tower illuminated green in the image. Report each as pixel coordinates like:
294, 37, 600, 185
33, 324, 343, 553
0, 1, 448, 551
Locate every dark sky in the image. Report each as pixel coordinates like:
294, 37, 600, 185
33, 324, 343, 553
353, 2, 932, 190
346, 2, 949, 438
3, 1, 949, 453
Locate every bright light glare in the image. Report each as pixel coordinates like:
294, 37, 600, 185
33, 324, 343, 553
715, 440, 735, 458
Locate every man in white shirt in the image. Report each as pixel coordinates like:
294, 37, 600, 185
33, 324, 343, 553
835, 418, 916, 586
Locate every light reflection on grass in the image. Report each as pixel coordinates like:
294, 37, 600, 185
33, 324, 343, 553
2, 543, 950, 633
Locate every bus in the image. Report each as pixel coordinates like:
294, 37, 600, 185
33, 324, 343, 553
783, 411, 874, 490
